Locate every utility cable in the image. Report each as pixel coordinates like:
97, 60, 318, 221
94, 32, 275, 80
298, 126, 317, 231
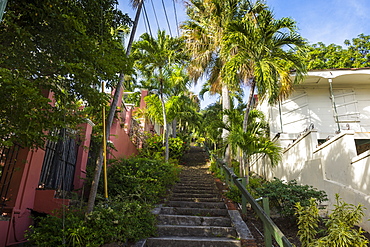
172, 0, 180, 36
161, 0, 172, 37
150, 0, 160, 31
142, 2, 153, 38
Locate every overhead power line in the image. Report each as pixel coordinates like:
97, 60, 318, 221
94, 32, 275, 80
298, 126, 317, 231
142, 2, 153, 37
161, 0, 172, 37
172, 0, 180, 36
150, 0, 160, 31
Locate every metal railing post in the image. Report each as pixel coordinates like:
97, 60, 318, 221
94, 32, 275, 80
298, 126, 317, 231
263, 197, 272, 247
229, 167, 234, 186
241, 177, 247, 214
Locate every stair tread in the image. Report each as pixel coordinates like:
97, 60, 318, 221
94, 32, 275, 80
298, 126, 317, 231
146, 236, 241, 247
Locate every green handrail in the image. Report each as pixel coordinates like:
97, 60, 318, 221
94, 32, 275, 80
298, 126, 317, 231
210, 153, 293, 247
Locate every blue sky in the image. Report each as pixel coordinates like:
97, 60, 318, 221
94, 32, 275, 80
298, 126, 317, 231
118, 0, 370, 108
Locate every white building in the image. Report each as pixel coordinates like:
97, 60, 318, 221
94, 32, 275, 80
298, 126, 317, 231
253, 68, 370, 231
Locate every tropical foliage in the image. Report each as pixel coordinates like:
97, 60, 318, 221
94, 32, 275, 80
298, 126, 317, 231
295, 195, 369, 247
0, 0, 130, 148
28, 157, 179, 246
221, 5, 307, 128
139, 134, 190, 161
182, 0, 260, 164
27, 199, 156, 247
255, 178, 327, 217
304, 33, 370, 69
102, 157, 180, 203
132, 30, 188, 161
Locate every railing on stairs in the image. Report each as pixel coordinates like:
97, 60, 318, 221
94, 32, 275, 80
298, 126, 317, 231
207, 150, 293, 247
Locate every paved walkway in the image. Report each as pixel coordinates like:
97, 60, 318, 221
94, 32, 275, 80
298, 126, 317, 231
145, 146, 256, 247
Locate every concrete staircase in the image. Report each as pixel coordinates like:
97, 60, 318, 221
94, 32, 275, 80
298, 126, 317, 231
145, 147, 255, 247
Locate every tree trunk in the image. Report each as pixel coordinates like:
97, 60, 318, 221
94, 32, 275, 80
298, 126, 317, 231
172, 119, 177, 138
241, 78, 256, 183
221, 84, 231, 165
243, 78, 256, 132
159, 77, 169, 162
86, 0, 143, 214
160, 94, 169, 162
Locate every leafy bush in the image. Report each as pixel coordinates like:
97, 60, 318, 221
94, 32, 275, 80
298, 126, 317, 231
255, 178, 327, 217
225, 185, 242, 204
27, 199, 156, 247
295, 195, 369, 247
104, 157, 180, 203
28, 157, 180, 246
295, 198, 320, 247
223, 175, 267, 204
140, 134, 189, 160
140, 134, 163, 159
169, 136, 189, 160
209, 159, 224, 180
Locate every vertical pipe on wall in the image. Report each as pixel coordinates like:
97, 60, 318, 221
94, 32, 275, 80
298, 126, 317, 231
328, 78, 341, 133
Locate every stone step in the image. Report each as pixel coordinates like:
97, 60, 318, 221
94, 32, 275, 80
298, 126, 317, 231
143, 146, 253, 247
160, 207, 228, 216
176, 180, 215, 185
145, 236, 241, 247
173, 184, 216, 189
172, 189, 219, 194
166, 201, 226, 209
171, 192, 220, 198
157, 214, 232, 226
156, 225, 237, 238
179, 175, 213, 179
170, 196, 222, 202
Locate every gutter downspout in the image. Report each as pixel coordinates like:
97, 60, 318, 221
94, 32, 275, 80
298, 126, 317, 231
278, 100, 283, 133
328, 78, 341, 133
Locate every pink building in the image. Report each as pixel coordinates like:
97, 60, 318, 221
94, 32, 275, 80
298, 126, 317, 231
0, 89, 149, 246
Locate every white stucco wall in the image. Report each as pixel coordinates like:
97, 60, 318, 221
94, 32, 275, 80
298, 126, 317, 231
253, 69, 370, 232
252, 129, 370, 232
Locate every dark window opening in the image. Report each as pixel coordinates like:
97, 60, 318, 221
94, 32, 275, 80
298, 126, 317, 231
355, 139, 370, 155
39, 129, 79, 193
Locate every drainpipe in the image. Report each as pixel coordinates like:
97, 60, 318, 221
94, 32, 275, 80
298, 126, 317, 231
278, 100, 283, 133
328, 78, 341, 133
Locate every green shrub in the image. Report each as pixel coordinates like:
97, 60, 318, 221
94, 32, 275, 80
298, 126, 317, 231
28, 156, 179, 246
140, 134, 189, 160
104, 157, 180, 203
86, 199, 156, 245
295, 198, 320, 247
209, 159, 225, 180
27, 199, 156, 247
295, 195, 369, 247
255, 178, 327, 217
225, 185, 242, 204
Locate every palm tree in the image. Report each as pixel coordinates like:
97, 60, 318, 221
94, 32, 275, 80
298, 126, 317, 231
200, 102, 224, 153
225, 108, 281, 176
132, 30, 186, 161
220, 7, 306, 179
221, 8, 307, 131
182, 0, 265, 164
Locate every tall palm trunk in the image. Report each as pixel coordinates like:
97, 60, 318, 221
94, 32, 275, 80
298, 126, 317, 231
172, 119, 177, 138
86, 0, 143, 214
221, 84, 231, 165
159, 77, 169, 162
240, 78, 256, 182
243, 78, 256, 132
